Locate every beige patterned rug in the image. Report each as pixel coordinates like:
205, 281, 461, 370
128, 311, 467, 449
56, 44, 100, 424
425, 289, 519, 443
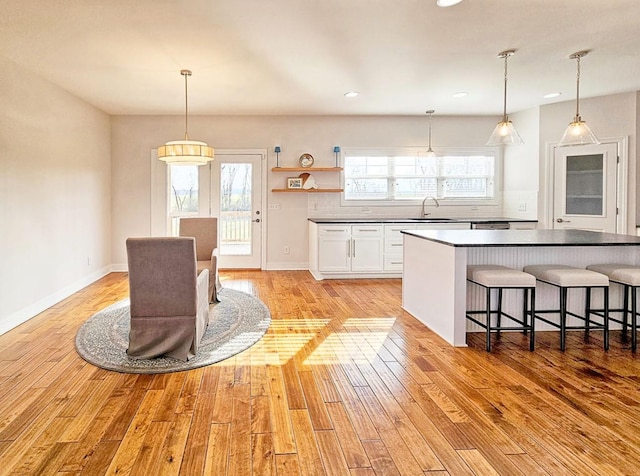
75, 288, 270, 374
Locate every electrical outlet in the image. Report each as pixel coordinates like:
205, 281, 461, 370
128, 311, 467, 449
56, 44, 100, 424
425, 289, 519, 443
518, 202, 527, 211
269, 203, 281, 210
283, 246, 290, 255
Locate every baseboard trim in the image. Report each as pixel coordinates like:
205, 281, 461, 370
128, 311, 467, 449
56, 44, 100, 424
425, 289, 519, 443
0, 266, 112, 336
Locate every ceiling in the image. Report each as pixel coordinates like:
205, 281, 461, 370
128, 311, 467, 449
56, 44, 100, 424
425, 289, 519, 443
3, 0, 640, 117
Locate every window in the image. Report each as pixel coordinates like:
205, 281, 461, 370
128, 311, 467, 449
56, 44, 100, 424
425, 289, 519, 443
344, 150, 496, 203
168, 164, 199, 234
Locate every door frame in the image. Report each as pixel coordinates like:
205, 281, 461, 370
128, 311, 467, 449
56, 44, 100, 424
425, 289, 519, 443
542, 137, 628, 233
205, 149, 268, 270
150, 148, 268, 269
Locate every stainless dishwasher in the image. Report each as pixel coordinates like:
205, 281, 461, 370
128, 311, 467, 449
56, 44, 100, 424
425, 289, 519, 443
471, 222, 511, 230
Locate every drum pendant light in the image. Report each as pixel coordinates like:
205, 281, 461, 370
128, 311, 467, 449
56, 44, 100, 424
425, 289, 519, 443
558, 50, 600, 147
486, 50, 523, 146
158, 69, 214, 166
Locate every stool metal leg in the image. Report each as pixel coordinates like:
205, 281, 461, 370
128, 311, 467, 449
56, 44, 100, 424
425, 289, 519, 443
585, 288, 591, 335
604, 287, 609, 351
497, 287, 503, 333
523, 288, 528, 335
623, 285, 630, 336
632, 286, 637, 352
530, 287, 536, 351
486, 287, 492, 352
560, 287, 567, 351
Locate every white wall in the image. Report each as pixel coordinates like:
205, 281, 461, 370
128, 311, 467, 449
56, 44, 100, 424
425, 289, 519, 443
110, 114, 504, 269
0, 58, 112, 334
503, 107, 540, 219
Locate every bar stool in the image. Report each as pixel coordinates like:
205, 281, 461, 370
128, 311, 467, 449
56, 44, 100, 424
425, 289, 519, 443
586, 264, 640, 351
523, 264, 609, 351
466, 265, 536, 352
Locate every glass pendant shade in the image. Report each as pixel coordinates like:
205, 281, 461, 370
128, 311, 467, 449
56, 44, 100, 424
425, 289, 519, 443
158, 69, 214, 166
487, 118, 523, 146
558, 51, 599, 147
558, 116, 600, 147
486, 49, 523, 147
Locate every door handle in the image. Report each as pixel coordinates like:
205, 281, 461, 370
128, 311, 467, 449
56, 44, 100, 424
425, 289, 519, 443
556, 218, 571, 223
252, 218, 261, 223
352, 239, 356, 257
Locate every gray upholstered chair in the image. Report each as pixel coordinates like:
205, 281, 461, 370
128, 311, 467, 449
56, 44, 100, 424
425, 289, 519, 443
179, 217, 221, 302
126, 237, 210, 361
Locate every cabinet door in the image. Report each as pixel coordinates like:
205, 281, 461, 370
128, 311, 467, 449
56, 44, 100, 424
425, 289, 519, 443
351, 225, 383, 272
318, 226, 351, 272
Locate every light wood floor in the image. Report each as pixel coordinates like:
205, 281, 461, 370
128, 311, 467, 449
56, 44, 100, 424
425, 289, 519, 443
1, 270, 640, 475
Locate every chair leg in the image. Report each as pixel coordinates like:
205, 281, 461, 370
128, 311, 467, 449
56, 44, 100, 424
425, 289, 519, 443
529, 287, 536, 351
560, 287, 567, 351
486, 287, 492, 352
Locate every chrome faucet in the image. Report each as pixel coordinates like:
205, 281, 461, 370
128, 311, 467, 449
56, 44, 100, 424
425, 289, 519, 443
421, 195, 440, 217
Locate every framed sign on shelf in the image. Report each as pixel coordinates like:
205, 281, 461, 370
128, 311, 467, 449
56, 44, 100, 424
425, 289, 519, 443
287, 177, 303, 189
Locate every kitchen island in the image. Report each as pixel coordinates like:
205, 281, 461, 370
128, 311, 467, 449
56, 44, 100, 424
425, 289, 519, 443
401, 229, 640, 346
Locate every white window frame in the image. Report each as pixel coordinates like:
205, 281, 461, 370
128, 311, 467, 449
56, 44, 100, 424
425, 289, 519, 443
340, 147, 502, 208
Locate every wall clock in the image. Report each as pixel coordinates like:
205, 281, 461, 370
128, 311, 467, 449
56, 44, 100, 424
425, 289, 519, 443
299, 153, 314, 168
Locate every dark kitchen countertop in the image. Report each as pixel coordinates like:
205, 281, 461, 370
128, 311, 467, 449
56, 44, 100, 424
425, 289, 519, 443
308, 217, 537, 224
401, 229, 640, 247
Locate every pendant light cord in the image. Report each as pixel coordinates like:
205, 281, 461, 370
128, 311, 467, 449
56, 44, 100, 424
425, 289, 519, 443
181, 69, 192, 140
502, 52, 509, 121
575, 54, 581, 119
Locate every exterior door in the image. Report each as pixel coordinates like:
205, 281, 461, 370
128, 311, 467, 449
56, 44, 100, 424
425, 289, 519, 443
211, 153, 263, 269
553, 143, 618, 232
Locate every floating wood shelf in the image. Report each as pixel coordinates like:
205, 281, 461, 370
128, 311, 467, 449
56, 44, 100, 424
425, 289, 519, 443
271, 167, 343, 172
271, 188, 343, 193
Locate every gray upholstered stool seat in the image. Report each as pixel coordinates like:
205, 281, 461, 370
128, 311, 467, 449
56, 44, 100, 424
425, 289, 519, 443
466, 265, 536, 352
587, 264, 640, 351
523, 264, 609, 351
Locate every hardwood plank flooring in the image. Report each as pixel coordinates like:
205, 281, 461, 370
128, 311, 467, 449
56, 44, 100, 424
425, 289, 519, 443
1, 270, 640, 474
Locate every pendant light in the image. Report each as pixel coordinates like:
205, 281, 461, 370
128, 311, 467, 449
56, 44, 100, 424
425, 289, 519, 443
158, 69, 214, 166
486, 49, 523, 146
558, 50, 600, 147
425, 110, 437, 158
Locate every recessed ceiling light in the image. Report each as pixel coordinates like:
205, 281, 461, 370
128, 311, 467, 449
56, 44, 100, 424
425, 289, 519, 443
452, 91, 469, 98
543, 92, 562, 99
344, 91, 359, 98
437, 0, 463, 6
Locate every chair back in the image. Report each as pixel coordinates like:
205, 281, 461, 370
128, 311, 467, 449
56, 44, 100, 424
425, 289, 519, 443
179, 217, 218, 262
126, 237, 197, 317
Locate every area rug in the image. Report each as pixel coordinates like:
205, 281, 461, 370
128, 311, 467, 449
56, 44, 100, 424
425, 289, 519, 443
75, 288, 270, 374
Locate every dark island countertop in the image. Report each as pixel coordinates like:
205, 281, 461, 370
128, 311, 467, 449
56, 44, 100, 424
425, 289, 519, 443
308, 217, 537, 224
401, 229, 640, 247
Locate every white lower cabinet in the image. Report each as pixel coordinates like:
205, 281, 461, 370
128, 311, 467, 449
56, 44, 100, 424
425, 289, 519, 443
317, 225, 383, 273
309, 221, 471, 280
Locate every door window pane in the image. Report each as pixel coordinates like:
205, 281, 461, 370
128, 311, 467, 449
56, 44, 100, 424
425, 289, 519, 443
220, 163, 252, 255
565, 154, 603, 215
168, 165, 199, 235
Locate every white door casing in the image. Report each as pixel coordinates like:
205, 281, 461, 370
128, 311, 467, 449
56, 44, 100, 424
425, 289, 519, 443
553, 142, 618, 232
210, 151, 266, 269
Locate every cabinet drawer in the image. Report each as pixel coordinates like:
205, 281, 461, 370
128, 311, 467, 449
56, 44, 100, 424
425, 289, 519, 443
384, 253, 404, 271
319, 225, 350, 236
384, 224, 416, 236
351, 225, 383, 237
384, 238, 404, 253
